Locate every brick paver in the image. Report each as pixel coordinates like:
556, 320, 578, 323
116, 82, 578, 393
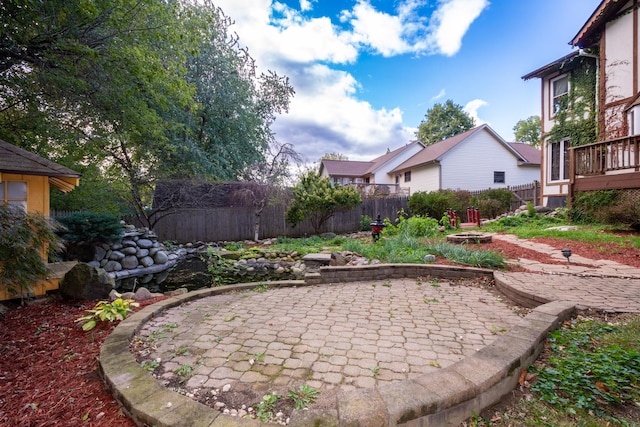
135, 279, 522, 395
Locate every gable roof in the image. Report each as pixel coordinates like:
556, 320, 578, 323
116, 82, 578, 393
364, 141, 424, 174
571, 0, 628, 48
0, 140, 80, 178
390, 125, 528, 173
508, 143, 541, 165
319, 159, 374, 177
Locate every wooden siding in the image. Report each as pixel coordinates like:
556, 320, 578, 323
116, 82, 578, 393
439, 132, 539, 191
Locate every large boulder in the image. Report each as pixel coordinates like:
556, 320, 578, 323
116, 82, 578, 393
59, 263, 115, 301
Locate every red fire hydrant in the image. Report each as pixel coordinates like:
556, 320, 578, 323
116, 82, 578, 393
371, 214, 386, 242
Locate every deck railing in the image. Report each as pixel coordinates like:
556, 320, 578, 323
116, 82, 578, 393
571, 134, 640, 176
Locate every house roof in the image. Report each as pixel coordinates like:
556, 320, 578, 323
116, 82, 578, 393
319, 159, 375, 177
0, 140, 80, 178
390, 124, 528, 173
570, 0, 628, 48
508, 143, 541, 165
521, 51, 582, 80
364, 141, 423, 175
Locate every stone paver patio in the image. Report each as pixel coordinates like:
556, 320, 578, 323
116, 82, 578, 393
135, 279, 522, 400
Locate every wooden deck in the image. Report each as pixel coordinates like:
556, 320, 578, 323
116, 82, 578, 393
569, 135, 640, 192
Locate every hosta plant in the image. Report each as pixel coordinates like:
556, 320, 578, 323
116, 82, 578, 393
76, 294, 139, 331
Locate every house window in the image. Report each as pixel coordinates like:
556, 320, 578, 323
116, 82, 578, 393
404, 171, 411, 182
0, 181, 27, 210
395, 175, 399, 184
551, 75, 569, 115
549, 139, 570, 181
493, 171, 505, 184
365, 177, 370, 184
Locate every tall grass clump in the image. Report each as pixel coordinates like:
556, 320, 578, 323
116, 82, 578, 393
424, 241, 506, 269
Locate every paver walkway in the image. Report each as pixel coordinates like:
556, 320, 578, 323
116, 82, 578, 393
492, 233, 640, 313
135, 278, 522, 403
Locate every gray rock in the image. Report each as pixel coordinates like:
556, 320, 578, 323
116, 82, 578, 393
94, 245, 107, 262
164, 288, 188, 297
137, 239, 154, 249
140, 256, 154, 267
136, 248, 150, 258
133, 287, 159, 301
87, 261, 101, 268
330, 252, 348, 266
149, 247, 159, 256
122, 255, 139, 269
154, 251, 168, 264
109, 250, 125, 261
139, 274, 154, 284
122, 239, 137, 248
59, 263, 115, 301
103, 260, 123, 272
423, 254, 436, 262
121, 247, 137, 255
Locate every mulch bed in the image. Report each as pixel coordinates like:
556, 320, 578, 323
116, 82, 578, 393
1, 234, 639, 425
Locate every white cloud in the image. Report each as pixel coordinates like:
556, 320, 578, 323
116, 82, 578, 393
211, 0, 487, 164
429, 0, 489, 56
299, 0, 315, 12
464, 99, 488, 125
431, 88, 446, 101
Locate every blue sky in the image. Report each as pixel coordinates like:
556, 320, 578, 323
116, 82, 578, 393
213, 0, 601, 165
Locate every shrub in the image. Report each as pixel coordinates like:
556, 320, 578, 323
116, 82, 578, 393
601, 196, 640, 231
408, 190, 469, 220
570, 190, 619, 224
0, 205, 62, 299
57, 212, 124, 261
359, 214, 372, 231
471, 188, 513, 219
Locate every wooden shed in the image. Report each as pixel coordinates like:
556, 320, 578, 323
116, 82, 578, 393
0, 139, 81, 300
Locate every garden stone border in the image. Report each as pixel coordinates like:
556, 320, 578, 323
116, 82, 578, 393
99, 265, 576, 427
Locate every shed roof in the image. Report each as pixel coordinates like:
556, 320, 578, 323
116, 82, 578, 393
0, 140, 80, 178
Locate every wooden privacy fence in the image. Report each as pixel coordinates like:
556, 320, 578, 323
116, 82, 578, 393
152, 197, 408, 243
470, 181, 540, 212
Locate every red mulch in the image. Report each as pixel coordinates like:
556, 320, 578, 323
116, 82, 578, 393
1, 234, 639, 426
0, 296, 166, 426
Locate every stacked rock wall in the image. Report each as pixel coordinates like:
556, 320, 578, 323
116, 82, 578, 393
88, 229, 180, 284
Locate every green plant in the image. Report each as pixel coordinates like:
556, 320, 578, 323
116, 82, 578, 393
174, 363, 194, 383
141, 360, 160, 371
288, 383, 320, 410
0, 205, 62, 300
530, 318, 640, 419
57, 211, 124, 261
423, 241, 506, 269
408, 189, 470, 220
471, 188, 513, 219
201, 246, 241, 286
75, 294, 140, 331
370, 365, 380, 377
252, 283, 269, 293
424, 298, 439, 303
255, 392, 281, 422
286, 171, 361, 235
526, 201, 536, 217
360, 214, 373, 231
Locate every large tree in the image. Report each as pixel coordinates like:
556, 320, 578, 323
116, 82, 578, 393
417, 100, 476, 145
286, 172, 361, 235
513, 115, 541, 146
1, 1, 295, 229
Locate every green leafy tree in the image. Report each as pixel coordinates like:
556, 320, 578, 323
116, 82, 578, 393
286, 172, 361, 235
513, 115, 542, 146
1, 1, 294, 230
0, 205, 62, 301
321, 153, 349, 161
417, 100, 476, 145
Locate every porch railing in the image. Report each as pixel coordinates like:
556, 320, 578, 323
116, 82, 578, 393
344, 183, 410, 198
571, 134, 640, 176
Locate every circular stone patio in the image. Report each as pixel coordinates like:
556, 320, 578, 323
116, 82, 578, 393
131, 277, 523, 415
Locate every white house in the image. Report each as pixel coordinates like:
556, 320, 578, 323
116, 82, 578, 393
389, 125, 540, 193
523, 0, 640, 207
319, 141, 423, 196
